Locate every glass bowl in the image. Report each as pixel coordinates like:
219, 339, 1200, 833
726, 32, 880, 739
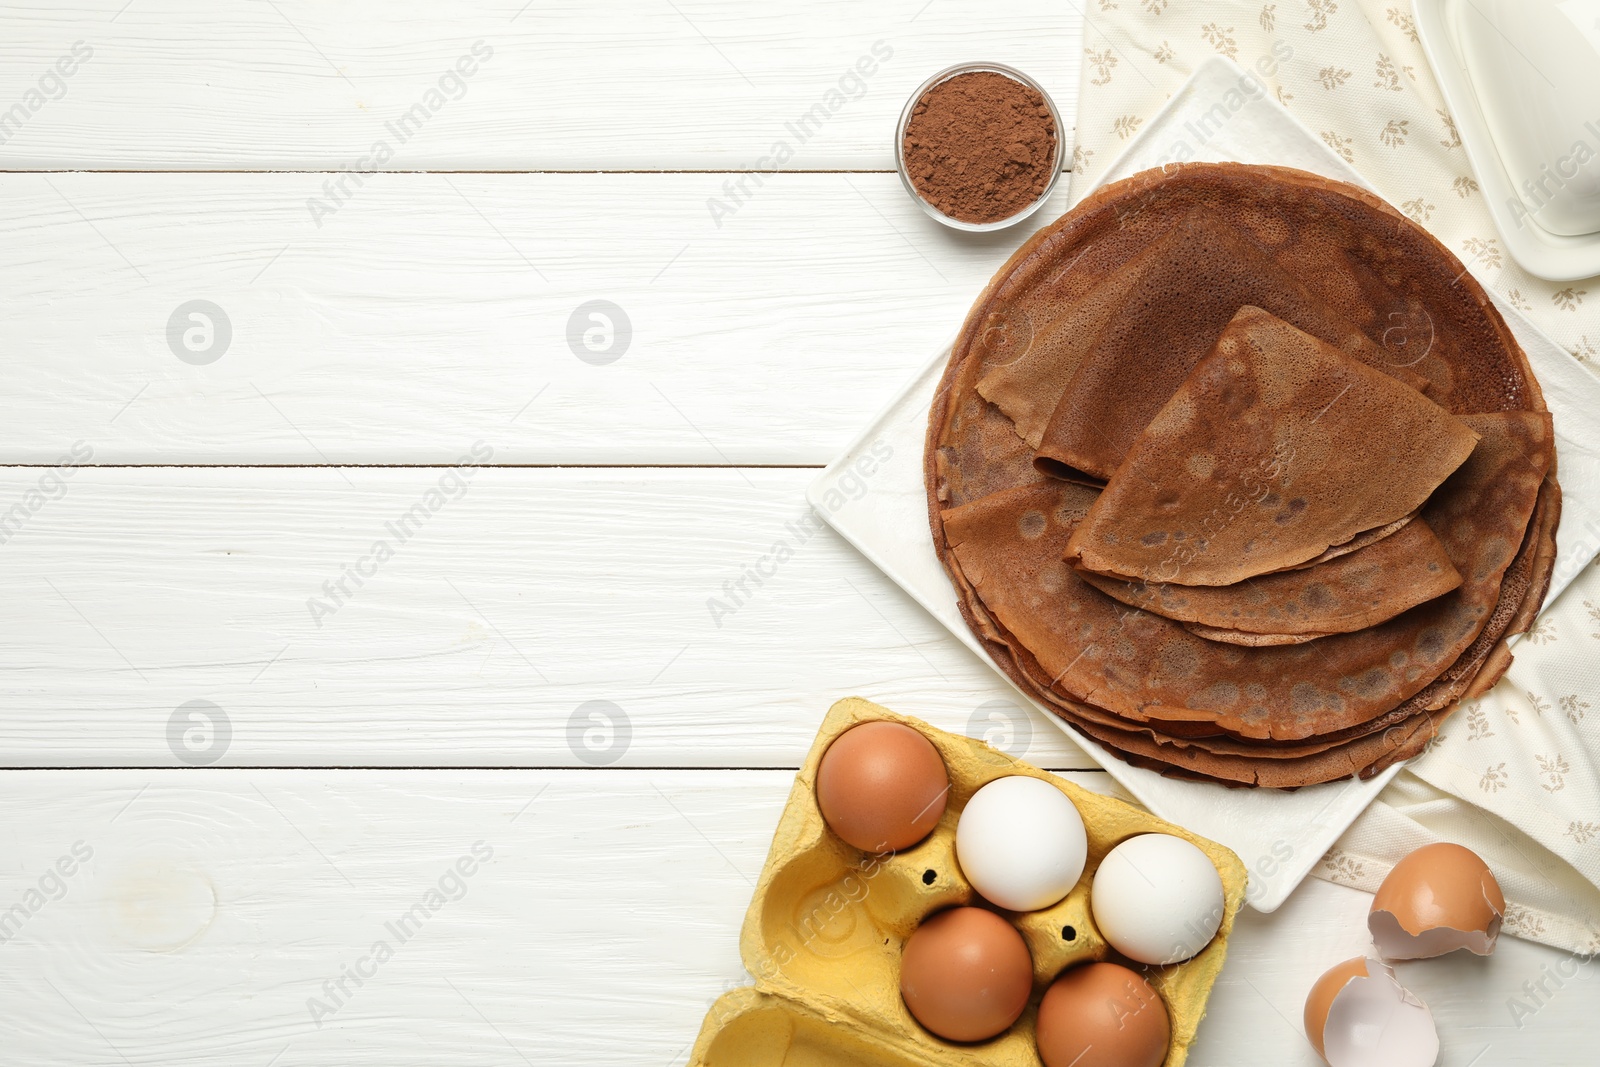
894, 61, 1067, 233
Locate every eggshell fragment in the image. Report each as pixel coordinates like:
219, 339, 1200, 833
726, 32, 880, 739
1369, 843, 1505, 959
1303, 957, 1438, 1067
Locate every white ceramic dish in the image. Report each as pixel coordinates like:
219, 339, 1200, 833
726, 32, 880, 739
1415, 0, 1600, 280
808, 56, 1600, 911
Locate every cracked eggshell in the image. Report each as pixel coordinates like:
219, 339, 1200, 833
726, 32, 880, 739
1369, 843, 1505, 959
1303, 957, 1438, 1067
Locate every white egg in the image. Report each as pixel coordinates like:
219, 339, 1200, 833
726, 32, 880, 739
1090, 833, 1225, 965
955, 775, 1087, 912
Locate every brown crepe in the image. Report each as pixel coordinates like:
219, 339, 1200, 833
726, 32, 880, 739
926, 163, 1558, 787
1069, 480, 1560, 786
1058, 707, 1449, 788
1064, 477, 1552, 786
1079, 518, 1462, 638
1272, 512, 1418, 574
941, 411, 1550, 744
975, 215, 1422, 457
929, 167, 1541, 509
1178, 627, 1337, 647
975, 213, 1186, 450
940, 463, 1557, 784
940, 476, 1551, 787
940, 502, 1444, 777
1064, 307, 1481, 587
1031, 223, 1432, 484
1085, 481, 1554, 761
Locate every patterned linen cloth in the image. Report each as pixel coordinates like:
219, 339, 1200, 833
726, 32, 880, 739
1070, 0, 1600, 952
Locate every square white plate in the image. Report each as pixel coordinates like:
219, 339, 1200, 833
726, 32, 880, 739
808, 57, 1600, 911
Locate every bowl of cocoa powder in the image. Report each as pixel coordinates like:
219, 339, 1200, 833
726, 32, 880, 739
896, 62, 1063, 231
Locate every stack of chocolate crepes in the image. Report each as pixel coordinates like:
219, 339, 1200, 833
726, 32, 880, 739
926, 163, 1560, 788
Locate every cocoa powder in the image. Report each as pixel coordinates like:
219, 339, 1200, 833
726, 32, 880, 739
902, 70, 1057, 225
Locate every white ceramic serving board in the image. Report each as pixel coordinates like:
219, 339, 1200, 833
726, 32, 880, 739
808, 57, 1600, 912
1415, 0, 1600, 281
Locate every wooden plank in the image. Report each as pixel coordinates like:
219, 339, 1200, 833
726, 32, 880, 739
0, 171, 1067, 464
0, 0, 1080, 170
0, 769, 1584, 1064
0, 466, 1098, 768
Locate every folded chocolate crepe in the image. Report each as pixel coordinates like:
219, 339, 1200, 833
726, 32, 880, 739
974, 213, 1185, 450
927, 163, 1560, 787
1065, 307, 1481, 586
975, 216, 1422, 459
1271, 512, 1418, 574
1030, 222, 1430, 484
1079, 518, 1462, 640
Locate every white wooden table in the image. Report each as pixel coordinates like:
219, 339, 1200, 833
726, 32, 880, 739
0, 4, 1588, 1063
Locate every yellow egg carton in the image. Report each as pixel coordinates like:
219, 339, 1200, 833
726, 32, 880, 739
689, 697, 1248, 1067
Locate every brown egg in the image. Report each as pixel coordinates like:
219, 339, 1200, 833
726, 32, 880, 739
815, 721, 949, 852
1369, 842, 1505, 958
1036, 962, 1170, 1067
900, 906, 1033, 1042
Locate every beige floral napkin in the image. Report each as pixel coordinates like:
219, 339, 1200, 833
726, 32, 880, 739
1070, 0, 1600, 952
